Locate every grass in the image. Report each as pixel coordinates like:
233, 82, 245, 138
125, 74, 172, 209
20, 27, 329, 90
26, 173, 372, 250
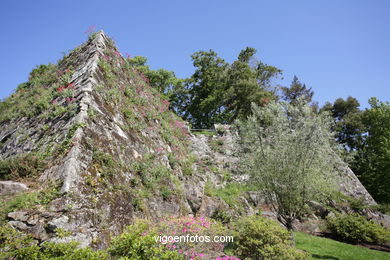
295, 231, 390, 260
0, 182, 61, 224
192, 130, 215, 136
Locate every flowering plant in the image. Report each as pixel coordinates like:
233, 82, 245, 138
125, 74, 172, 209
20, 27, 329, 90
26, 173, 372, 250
153, 216, 232, 259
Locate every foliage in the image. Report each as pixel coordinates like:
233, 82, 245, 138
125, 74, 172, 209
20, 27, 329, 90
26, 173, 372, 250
237, 100, 339, 230
0, 153, 47, 180
0, 182, 60, 224
192, 130, 216, 136
55, 122, 86, 156
295, 231, 390, 260
126, 55, 184, 98
281, 75, 313, 106
156, 216, 230, 258
231, 215, 308, 260
213, 183, 254, 210
326, 213, 390, 244
0, 226, 108, 260
179, 47, 280, 128
320, 96, 365, 151
346, 196, 368, 214
0, 225, 41, 259
0, 63, 77, 124
109, 219, 183, 259
353, 97, 390, 203
374, 203, 390, 215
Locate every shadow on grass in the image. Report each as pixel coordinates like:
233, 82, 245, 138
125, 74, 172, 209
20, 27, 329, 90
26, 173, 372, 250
312, 254, 339, 260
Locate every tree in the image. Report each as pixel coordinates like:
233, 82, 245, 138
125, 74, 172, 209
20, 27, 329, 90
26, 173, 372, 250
184, 47, 281, 128
281, 76, 313, 106
320, 96, 365, 151
183, 50, 229, 128
354, 98, 390, 203
224, 48, 279, 122
126, 56, 185, 113
126, 55, 183, 95
237, 100, 338, 230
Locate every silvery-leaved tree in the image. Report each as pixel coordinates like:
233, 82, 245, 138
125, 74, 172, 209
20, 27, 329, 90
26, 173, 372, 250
236, 100, 340, 231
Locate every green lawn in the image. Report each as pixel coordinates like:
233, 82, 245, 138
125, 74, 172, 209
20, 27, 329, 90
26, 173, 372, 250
295, 232, 390, 260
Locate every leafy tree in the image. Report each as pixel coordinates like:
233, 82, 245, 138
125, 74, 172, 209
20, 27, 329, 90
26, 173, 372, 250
320, 96, 365, 151
281, 76, 313, 106
224, 48, 279, 122
237, 100, 338, 230
184, 47, 281, 128
183, 50, 229, 128
126, 55, 184, 99
354, 98, 390, 203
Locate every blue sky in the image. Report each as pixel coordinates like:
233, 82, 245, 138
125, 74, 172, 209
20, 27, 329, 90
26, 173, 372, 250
1, 0, 389, 108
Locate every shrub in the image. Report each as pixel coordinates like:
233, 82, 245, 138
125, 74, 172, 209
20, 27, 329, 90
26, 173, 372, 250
373, 203, 390, 215
0, 225, 41, 259
0, 226, 107, 259
0, 153, 47, 180
110, 217, 231, 259
326, 213, 390, 244
108, 219, 183, 259
232, 215, 308, 260
0, 182, 60, 224
40, 241, 109, 259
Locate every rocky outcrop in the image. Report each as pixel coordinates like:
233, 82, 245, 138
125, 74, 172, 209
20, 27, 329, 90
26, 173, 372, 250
0, 181, 28, 195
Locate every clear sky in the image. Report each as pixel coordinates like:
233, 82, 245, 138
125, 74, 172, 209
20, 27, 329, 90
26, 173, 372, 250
1, 0, 389, 108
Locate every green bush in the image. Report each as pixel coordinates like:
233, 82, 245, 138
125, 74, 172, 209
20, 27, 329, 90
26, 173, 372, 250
374, 203, 390, 215
326, 213, 390, 244
0, 226, 108, 259
0, 153, 47, 180
0, 225, 41, 259
0, 182, 60, 224
232, 215, 308, 260
40, 241, 109, 259
109, 219, 183, 259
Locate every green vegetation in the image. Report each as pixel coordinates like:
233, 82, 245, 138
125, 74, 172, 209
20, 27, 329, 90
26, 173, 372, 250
237, 100, 338, 230
174, 47, 280, 128
320, 96, 365, 152
281, 75, 314, 106
109, 219, 183, 259
191, 130, 216, 136
55, 122, 86, 156
0, 182, 61, 224
0, 153, 47, 180
1, 207, 389, 260
126, 55, 184, 97
0, 226, 108, 259
0, 63, 77, 124
209, 137, 225, 153
213, 183, 254, 210
231, 215, 308, 259
353, 98, 390, 203
296, 231, 390, 260
321, 97, 390, 204
326, 214, 390, 244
